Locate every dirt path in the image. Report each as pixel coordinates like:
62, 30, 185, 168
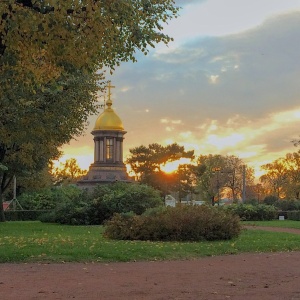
243, 225, 300, 235
1, 227, 300, 300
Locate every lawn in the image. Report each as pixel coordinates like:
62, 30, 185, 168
0, 221, 299, 263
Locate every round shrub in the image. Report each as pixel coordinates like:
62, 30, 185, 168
104, 205, 241, 241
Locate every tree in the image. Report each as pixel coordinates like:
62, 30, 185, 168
260, 150, 300, 200
0, 1, 178, 88
126, 143, 194, 195
260, 158, 288, 199
222, 155, 254, 202
195, 154, 254, 204
15, 166, 53, 196
52, 158, 87, 185
195, 154, 228, 204
0, 1, 178, 221
0, 70, 99, 221
175, 163, 197, 202
283, 151, 300, 199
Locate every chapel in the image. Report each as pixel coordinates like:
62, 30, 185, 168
77, 82, 132, 189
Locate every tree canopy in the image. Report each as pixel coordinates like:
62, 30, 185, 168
0, 0, 178, 87
0, 0, 179, 221
126, 143, 194, 195
260, 150, 300, 199
195, 154, 254, 204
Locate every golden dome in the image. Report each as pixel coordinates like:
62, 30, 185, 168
93, 99, 124, 131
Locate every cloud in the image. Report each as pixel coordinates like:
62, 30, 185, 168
171, 120, 182, 124
168, 0, 300, 43
151, 12, 300, 121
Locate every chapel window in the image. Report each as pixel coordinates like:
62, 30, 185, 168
106, 138, 114, 160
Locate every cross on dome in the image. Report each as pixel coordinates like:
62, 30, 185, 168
106, 81, 115, 107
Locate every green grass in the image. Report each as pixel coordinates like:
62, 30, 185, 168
0, 221, 300, 263
243, 220, 300, 229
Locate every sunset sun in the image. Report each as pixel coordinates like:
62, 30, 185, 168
161, 158, 193, 173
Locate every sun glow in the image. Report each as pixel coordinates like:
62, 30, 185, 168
160, 158, 193, 174
52, 154, 93, 171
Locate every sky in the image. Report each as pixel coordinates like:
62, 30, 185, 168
58, 0, 300, 178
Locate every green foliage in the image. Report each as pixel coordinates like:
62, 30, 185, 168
263, 195, 278, 205
46, 195, 91, 225
18, 189, 57, 210
87, 182, 163, 224
244, 198, 259, 205
226, 204, 277, 221
36, 185, 91, 225
18, 185, 83, 210
287, 211, 300, 221
274, 199, 300, 211
195, 154, 254, 202
4, 210, 50, 221
0, 68, 100, 222
17, 185, 91, 224
104, 205, 241, 241
39, 182, 163, 225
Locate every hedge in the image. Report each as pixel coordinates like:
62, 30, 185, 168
4, 210, 52, 221
225, 204, 277, 221
287, 211, 300, 221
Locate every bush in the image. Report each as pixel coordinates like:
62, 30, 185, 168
40, 182, 163, 225
46, 197, 91, 225
287, 211, 300, 221
226, 204, 277, 221
274, 200, 300, 211
244, 199, 259, 205
4, 210, 51, 221
86, 182, 163, 224
104, 205, 241, 241
18, 185, 83, 210
263, 195, 278, 205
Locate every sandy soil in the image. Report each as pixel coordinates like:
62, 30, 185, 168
0, 227, 300, 300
